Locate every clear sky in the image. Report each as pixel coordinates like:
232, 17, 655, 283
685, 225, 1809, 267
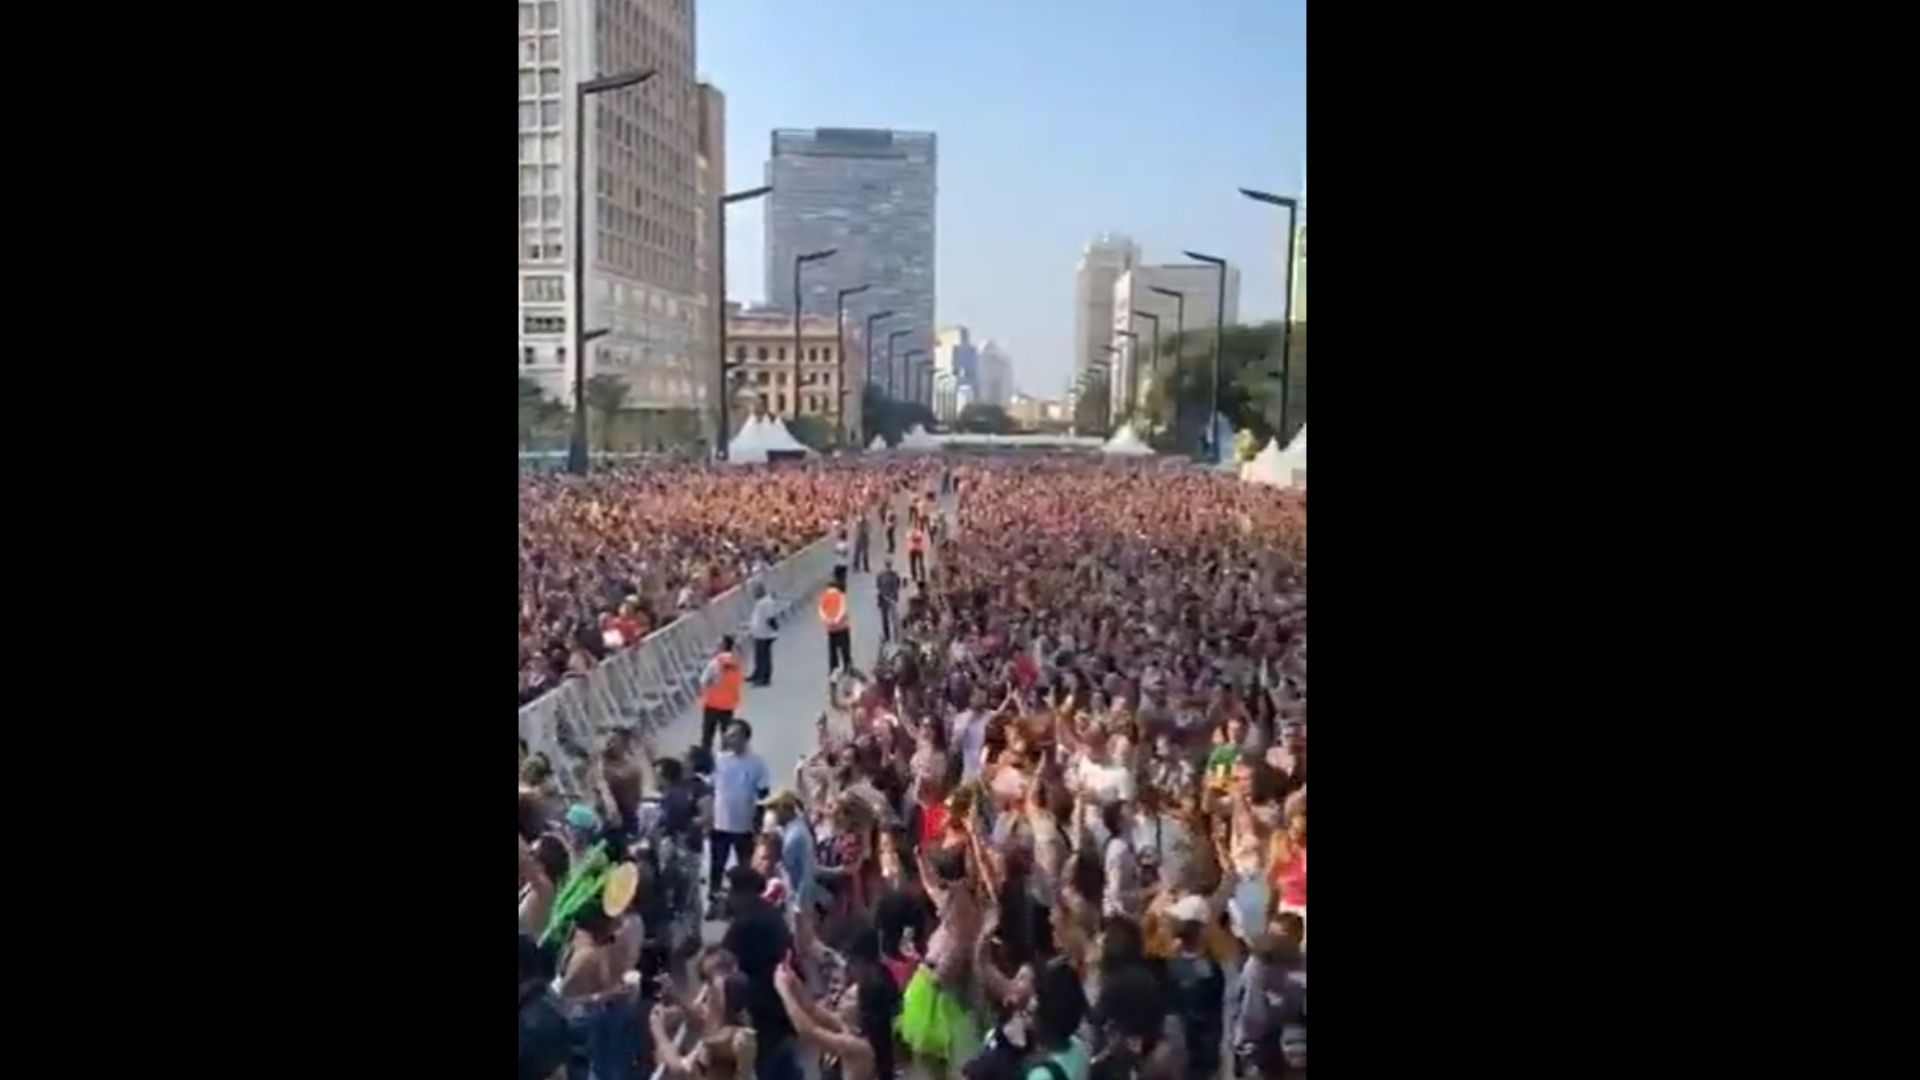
698, 0, 1305, 397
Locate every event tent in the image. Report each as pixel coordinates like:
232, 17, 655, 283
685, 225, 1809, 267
725, 416, 771, 463
1242, 425, 1306, 489
898, 424, 940, 453
755, 418, 815, 457
1101, 423, 1155, 456
867, 434, 890, 452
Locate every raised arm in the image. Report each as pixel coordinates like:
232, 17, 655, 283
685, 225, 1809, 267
773, 966, 873, 1066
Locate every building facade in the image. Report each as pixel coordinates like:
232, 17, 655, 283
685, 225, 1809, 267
764, 128, 938, 402
724, 310, 863, 434
1110, 263, 1241, 423
517, 0, 707, 433
932, 326, 978, 420
1073, 233, 1140, 382
696, 82, 725, 444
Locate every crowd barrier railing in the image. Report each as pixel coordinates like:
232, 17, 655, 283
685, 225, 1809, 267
518, 507, 866, 801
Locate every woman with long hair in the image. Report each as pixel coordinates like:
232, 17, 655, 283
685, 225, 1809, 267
773, 964, 898, 1080
650, 972, 757, 1080
897, 844, 984, 1074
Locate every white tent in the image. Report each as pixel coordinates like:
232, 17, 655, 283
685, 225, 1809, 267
1242, 426, 1306, 489
898, 424, 940, 453
1101, 423, 1155, 456
725, 415, 771, 464
867, 434, 890, 452
756, 418, 816, 456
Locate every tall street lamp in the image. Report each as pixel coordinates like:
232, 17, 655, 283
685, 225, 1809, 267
834, 284, 870, 447
791, 248, 836, 422
1149, 285, 1186, 361
886, 329, 911, 399
864, 310, 895, 407
1132, 311, 1160, 419
1182, 250, 1229, 458
569, 68, 655, 475
1239, 188, 1301, 441
715, 185, 771, 460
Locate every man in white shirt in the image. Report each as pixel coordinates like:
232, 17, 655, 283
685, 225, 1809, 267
747, 584, 780, 687
948, 691, 989, 784
707, 720, 770, 916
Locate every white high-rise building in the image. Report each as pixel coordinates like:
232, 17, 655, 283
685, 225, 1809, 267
1073, 234, 1139, 381
1111, 264, 1240, 423
516, 0, 707, 428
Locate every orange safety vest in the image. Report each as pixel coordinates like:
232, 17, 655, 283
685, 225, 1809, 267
819, 587, 849, 631
908, 528, 926, 552
701, 651, 743, 710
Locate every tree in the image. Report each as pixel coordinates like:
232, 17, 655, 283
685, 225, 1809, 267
860, 384, 937, 446
953, 403, 1014, 434
786, 414, 835, 451
582, 373, 630, 452
519, 375, 568, 448
1136, 321, 1305, 453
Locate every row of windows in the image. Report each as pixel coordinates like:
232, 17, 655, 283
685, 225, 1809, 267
730, 345, 838, 363
518, 101, 563, 132
519, 133, 563, 165
744, 393, 836, 416
525, 313, 566, 335
523, 345, 565, 367
518, 3, 559, 32
519, 69, 562, 97
522, 229, 565, 263
738, 370, 838, 387
520, 166, 562, 195
519, 195, 563, 226
517, 35, 560, 67
522, 275, 564, 303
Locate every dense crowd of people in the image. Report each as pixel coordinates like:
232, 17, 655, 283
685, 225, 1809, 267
519, 465, 899, 705
519, 458, 1308, 1080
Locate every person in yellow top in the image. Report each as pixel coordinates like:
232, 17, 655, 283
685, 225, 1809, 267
819, 568, 852, 674
699, 635, 745, 755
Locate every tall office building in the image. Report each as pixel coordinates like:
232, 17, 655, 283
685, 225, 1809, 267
977, 340, 1013, 408
517, 0, 706, 434
696, 82, 725, 443
1073, 233, 1140, 381
764, 128, 938, 400
1111, 263, 1240, 423
931, 326, 977, 420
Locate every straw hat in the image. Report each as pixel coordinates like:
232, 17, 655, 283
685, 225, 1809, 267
601, 862, 639, 916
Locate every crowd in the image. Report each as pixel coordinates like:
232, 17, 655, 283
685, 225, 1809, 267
519, 458, 1308, 1080
519, 464, 901, 706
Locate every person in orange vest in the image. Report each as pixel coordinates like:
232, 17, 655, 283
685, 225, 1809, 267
820, 568, 853, 674
698, 634, 745, 756
907, 521, 928, 584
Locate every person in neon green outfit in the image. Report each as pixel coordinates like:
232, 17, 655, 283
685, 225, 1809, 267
896, 844, 983, 1070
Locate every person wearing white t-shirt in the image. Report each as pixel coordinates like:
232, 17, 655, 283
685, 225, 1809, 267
949, 693, 989, 784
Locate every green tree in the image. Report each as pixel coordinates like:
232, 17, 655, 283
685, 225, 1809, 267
860, 384, 937, 446
583, 373, 630, 452
786, 414, 836, 451
954, 403, 1014, 434
1136, 321, 1305, 452
519, 376, 568, 448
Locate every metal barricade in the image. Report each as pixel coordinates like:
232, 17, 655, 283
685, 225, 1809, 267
517, 510, 872, 791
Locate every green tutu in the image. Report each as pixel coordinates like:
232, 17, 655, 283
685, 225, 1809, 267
896, 966, 981, 1064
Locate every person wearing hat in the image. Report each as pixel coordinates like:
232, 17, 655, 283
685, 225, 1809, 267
819, 568, 853, 675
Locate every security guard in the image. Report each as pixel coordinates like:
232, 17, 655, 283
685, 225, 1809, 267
698, 634, 745, 755
819, 568, 853, 674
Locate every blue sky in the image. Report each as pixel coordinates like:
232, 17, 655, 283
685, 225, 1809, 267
699, 0, 1305, 396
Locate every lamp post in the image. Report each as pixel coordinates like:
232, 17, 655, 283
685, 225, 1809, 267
1238, 188, 1300, 441
791, 248, 836, 423
1132, 311, 1160, 419
715, 185, 771, 460
1182, 250, 1229, 458
833, 284, 870, 447
569, 68, 655, 475
1149, 284, 1186, 362
886, 329, 911, 399
864, 310, 895, 410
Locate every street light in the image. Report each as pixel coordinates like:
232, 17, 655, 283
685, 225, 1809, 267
714, 185, 771, 460
834, 284, 870, 447
1239, 188, 1301, 442
1182, 250, 1229, 458
1132, 311, 1160, 419
904, 349, 926, 407
864, 309, 895, 405
569, 67, 656, 475
886, 329, 911, 399
792, 247, 836, 424
1148, 285, 1186, 362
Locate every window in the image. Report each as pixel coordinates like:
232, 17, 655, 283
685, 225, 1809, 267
542, 196, 561, 221
822, 347, 834, 362
520, 166, 538, 193
539, 69, 560, 94
520, 4, 537, 31
541, 101, 560, 127
541, 134, 561, 163
733, 345, 747, 361
757, 393, 770, 414
542, 166, 560, 192
524, 346, 537, 366
556, 346, 567, 369
538, 2, 558, 30
519, 38, 538, 66
538, 36, 559, 63
520, 134, 538, 162
520, 72, 538, 97
522, 276, 564, 302
520, 196, 537, 224
806, 347, 818, 362
524, 313, 566, 335
524, 229, 541, 261
776, 394, 787, 413
519, 103, 537, 130
755, 370, 770, 385
756, 346, 768, 361
775, 347, 786, 361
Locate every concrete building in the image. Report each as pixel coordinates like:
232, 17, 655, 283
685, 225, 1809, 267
517, 0, 707, 437
1073, 233, 1140, 381
764, 128, 937, 401
976, 340, 1013, 408
1007, 393, 1068, 428
724, 310, 862, 436
931, 326, 978, 420
1111, 263, 1241, 423
696, 83, 725, 444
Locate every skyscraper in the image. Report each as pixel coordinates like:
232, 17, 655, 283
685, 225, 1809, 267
516, 0, 706, 434
1111, 263, 1240, 423
977, 340, 1013, 408
764, 128, 938, 400
1074, 234, 1140, 382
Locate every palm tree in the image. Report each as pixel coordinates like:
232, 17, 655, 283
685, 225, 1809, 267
583, 373, 629, 452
